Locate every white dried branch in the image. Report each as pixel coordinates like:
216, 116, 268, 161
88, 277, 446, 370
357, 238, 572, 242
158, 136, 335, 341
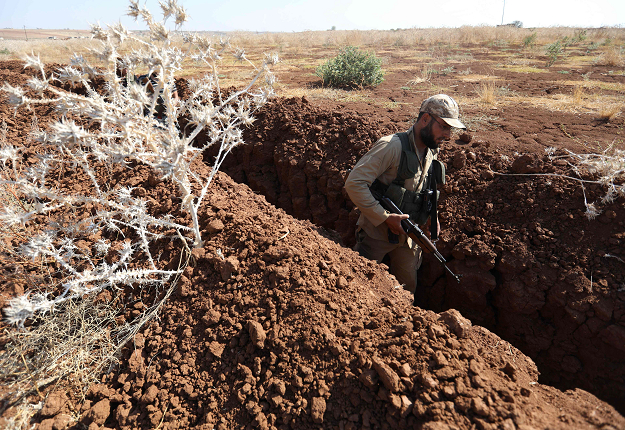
1, 0, 276, 330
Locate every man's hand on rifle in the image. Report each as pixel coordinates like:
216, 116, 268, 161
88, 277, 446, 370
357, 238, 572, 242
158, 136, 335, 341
384, 213, 409, 236
377, 196, 462, 283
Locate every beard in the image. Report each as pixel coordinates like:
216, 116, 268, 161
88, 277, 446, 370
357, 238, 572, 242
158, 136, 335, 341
419, 121, 439, 149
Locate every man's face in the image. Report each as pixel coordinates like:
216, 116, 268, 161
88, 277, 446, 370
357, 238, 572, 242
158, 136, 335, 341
419, 114, 452, 149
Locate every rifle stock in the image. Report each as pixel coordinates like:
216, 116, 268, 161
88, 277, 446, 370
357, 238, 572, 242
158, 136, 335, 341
379, 197, 462, 283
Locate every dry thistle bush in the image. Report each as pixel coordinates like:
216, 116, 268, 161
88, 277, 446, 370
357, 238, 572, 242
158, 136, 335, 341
497, 147, 624, 221
407, 64, 434, 85
0, 0, 276, 409
544, 146, 625, 220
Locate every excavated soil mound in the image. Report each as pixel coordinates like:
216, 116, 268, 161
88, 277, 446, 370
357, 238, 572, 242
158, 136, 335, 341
17, 173, 625, 430
212, 96, 625, 414
1, 60, 624, 430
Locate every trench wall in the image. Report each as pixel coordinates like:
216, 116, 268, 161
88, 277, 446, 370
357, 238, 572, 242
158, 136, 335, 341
205, 97, 625, 413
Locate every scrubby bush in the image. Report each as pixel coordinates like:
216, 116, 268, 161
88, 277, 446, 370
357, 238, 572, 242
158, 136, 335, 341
316, 45, 384, 88
596, 46, 624, 67
545, 30, 588, 66
545, 40, 564, 66
522, 32, 537, 48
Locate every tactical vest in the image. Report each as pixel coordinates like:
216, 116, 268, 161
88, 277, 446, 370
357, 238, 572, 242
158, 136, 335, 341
370, 131, 446, 229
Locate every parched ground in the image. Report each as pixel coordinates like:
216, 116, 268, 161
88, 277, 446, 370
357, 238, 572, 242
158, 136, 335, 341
0, 35, 624, 430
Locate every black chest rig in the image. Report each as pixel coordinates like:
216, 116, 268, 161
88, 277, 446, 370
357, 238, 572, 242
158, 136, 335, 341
370, 131, 446, 239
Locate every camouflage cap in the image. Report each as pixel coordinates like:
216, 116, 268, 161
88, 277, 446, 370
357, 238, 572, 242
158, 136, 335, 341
419, 94, 466, 129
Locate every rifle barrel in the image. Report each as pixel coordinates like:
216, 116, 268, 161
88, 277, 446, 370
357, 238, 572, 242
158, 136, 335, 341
379, 197, 462, 283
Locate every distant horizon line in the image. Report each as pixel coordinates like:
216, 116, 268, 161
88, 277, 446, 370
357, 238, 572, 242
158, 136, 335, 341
2, 24, 624, 33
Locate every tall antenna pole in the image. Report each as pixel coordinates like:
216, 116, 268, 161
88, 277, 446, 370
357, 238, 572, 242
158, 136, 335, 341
23, 25, 28, 41
501, 0, 506, 25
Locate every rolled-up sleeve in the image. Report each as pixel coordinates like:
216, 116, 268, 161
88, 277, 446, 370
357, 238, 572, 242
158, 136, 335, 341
345, 136, 402, 227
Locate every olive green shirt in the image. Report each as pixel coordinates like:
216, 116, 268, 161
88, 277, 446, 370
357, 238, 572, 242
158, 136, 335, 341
345, 126, 438, 244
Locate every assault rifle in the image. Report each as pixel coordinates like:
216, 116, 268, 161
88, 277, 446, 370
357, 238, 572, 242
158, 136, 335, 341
379, 196, 462, 283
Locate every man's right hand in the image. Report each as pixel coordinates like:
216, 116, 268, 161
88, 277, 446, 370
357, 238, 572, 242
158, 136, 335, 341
384, 213, 409, 236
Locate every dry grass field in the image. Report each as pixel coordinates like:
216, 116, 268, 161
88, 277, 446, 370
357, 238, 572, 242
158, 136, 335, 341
5, 25, 622, 123
2, 26, 623, 97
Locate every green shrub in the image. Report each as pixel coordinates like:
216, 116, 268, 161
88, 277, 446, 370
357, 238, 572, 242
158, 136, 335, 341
316, 46, 384, 88
522, 32, 537, 48
545, 40, 563, 67
545, 31, 588, 66
574, 30, 587, 43
586, 41, 600, 53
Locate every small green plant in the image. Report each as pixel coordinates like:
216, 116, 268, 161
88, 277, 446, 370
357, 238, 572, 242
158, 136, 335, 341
545, 40, 564, 67
0, 48, 10, 55
440, 66, 454, 75
545, 31, 588, 67
586, 41, 600, 53
522, 32, 537, 48
316, 45, 384, 88
573, 30, 587, 44
495, 85, 519, 97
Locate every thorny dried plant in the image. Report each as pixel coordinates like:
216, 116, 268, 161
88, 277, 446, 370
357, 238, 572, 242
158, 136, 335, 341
544, 146, 625, 220
572, 85, 584, 105
1, 294, 120, 395
1, 0, 276, 324
494, 147, 624, 221
407, 64, 434, 85
0, 0, 276, 414
0, 250, 185, 403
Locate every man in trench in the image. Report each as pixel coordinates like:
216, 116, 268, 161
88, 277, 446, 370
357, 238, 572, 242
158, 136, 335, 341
345, 94, 465, 301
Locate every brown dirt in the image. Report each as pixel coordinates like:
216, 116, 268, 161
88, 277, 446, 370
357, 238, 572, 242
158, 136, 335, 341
1, 46, 625, 430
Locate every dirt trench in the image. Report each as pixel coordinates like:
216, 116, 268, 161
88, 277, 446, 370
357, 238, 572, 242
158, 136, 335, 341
206, 96, 625, 414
